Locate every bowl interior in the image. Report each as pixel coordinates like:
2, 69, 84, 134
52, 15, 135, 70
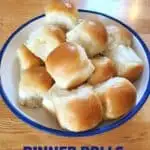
0, 11, 149, 131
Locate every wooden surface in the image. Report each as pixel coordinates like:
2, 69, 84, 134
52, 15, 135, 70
0, 0, 150, 150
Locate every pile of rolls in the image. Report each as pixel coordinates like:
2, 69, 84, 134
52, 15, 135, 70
17, 0, 143, 132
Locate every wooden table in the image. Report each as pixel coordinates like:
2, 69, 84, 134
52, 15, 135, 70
0, 0, 150, 150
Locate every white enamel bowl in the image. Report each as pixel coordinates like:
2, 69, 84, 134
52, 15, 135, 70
0, 10, 150, 137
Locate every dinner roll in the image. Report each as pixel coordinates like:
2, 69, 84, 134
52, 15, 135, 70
17, 44, 43, 70
106, 25, 132, 49
105, 45, 144, 81
88, 57, 116, 85
19, 66, 53, 108
46, 84, 103, 132
94, 77, 136, 119
26, 26, 66, 61
45, 0, 79, 30
46, 42, 95, 89
66, 20, 108, 57
42, 98, 56, 116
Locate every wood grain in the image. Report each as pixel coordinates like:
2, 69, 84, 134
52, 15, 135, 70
0, 0, 150, 150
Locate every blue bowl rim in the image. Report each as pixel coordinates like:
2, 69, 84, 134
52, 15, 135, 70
0, 9, 150, 137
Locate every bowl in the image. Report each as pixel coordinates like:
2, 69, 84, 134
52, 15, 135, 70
0, 9, 150, 137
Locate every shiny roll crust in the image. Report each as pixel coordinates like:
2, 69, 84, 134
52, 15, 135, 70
45, 0, 79, 30
88, 56, 116, 85
26, 26, 66, 61
46, 84, 103, 132
17, 45, 43, 70
19, 66, 53, 108
46, 42, 95, 89
67, 20, 108, 57
94, 77, 136, 119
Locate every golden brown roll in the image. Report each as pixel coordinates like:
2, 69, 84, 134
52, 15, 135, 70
94, 77, 136, 119
105, 45, 144, 81
46, 84, 103, 132
66, 20, 108, 57
19, 66, 53, 108
45, 0, 79, 30
46, 42, 95, 89
88, 57, 116, 85
17, 44, 43, 70
106, 25, 132, 49
26, 26, 66, 61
